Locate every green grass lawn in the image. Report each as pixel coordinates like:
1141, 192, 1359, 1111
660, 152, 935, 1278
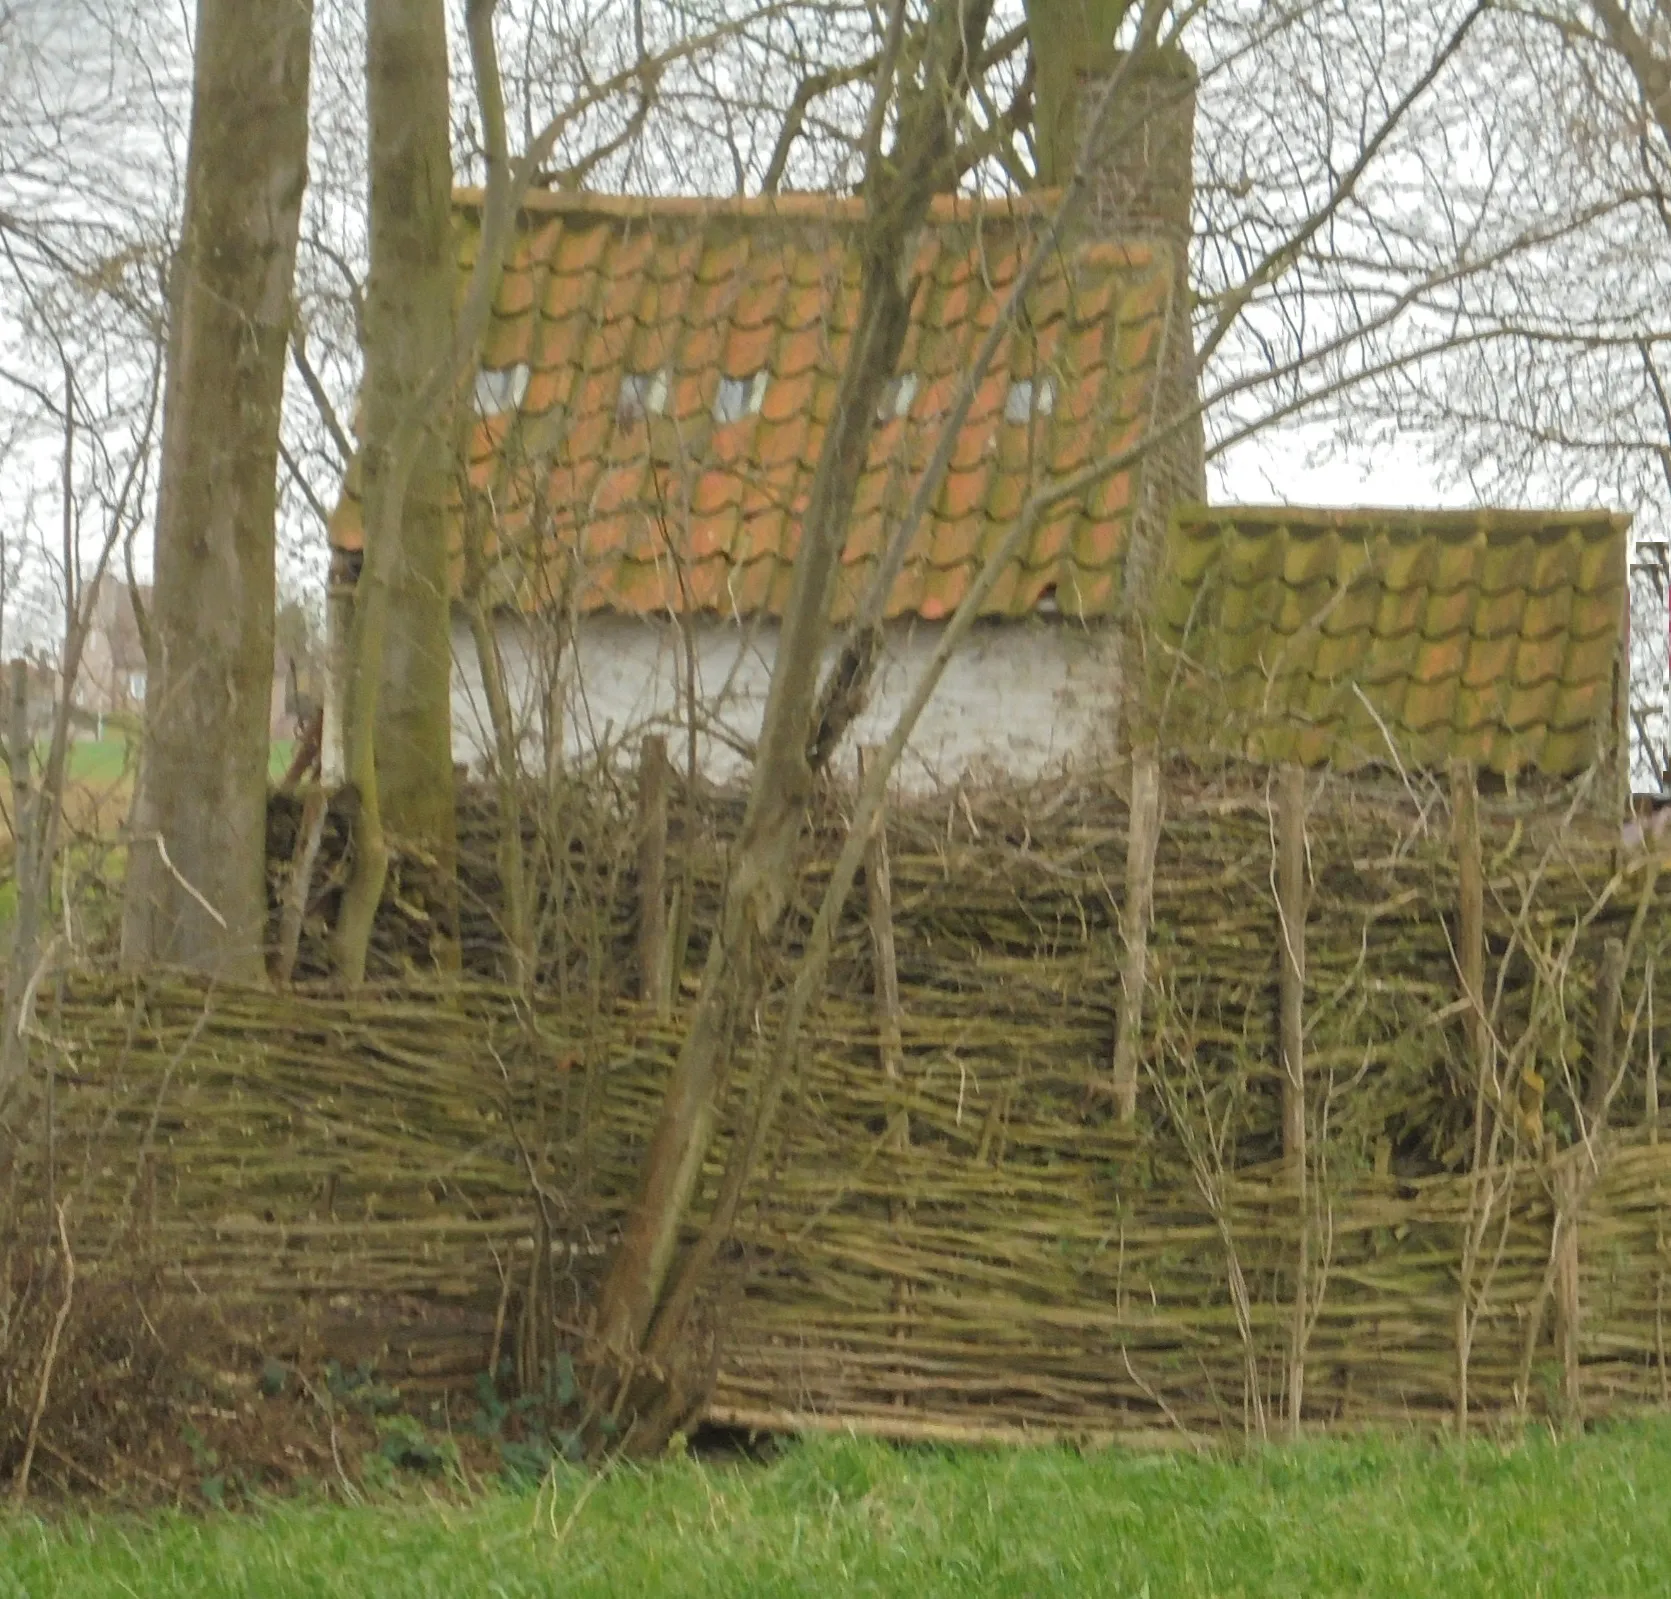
5, 1424, 1671, 1597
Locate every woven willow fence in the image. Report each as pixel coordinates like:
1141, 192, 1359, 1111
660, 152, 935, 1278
13, 760, 1671, 1443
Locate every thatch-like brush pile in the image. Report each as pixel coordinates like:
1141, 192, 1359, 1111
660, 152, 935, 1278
15, 763, 1669, 1442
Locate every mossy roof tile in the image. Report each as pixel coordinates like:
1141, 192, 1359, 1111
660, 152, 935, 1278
1320, 581, 1380, 639
1537, 727, 1591, 775
1566, 628, 1620, 686
1421, 584, 1475, 641
1431, 536, 1482, 593
1148, 506, 1629, 776
1281, 530, 1337, 588
1473, 588, 1530, 640
1462, 633, 1518, 691
1402, 676, 1462, 733
1504, 679, 1561, 733
1310, 630, 1363, 685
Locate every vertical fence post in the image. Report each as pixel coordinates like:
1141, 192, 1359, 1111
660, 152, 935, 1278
1449, 757, 1487, 1438
861, 747, 912, 1408
1276, 764, 1308, 1179
1275, 762, 1309, 1436
1546, 937, 1626, 1427
1585, 938, 1626, 1132
636, 734, 669, 1016
860, 747, 907, 1149
1648, 958, 1659, 1141
1111, 746, 1160, 1122
274, 788, 327, 984
541, 656, 566, 794
1554, 1165, 1583, 1424
1450, 758, 1489, 1160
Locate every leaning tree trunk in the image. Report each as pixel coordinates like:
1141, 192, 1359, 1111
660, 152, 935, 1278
120, 0, 313, 980
335, 0, 461, 979
587, 0, 997, 1449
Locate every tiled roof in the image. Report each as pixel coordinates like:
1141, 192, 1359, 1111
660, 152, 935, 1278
329, 190, 1178, 622
1147, 507, 1630, 776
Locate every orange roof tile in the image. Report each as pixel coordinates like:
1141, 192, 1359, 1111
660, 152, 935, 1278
1148, 507, 1631, 776
330, 189, 1174, 622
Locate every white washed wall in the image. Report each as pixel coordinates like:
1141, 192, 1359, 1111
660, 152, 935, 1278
448, 611, 1123, 792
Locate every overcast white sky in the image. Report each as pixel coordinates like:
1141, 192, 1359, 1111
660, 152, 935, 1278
1218, 432, 1462, 511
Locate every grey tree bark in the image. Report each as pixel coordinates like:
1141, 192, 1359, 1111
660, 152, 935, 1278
120, 0, 313, 979
332, 0, 460, 980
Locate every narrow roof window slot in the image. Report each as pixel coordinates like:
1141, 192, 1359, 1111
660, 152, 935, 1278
877, 372, 918, 422
714, 370, 768, 425
474, 363, 530, 417
618, 368, 670, 425
1004, 374, 1057, 425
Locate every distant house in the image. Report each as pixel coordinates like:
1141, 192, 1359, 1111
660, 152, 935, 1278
80, 574, 149, 717
82, 574, 315, 743
326, 49, 1210, 789
334, 197, 1201, 788
322, 52, 1632, 798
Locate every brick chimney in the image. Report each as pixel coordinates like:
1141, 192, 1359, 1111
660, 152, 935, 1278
1026, 2, 1206, 759
1027, 3, 1204, 503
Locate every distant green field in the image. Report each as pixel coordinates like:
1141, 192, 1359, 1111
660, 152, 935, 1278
5, 1424, 1671, 1597
11, 737, 297, 791
61, 737, 135, 786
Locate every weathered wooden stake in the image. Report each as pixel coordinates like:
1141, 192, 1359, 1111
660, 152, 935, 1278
1584, 938, 1626, 1132
861, 748, 913, 1408
1550, 939, 1627, 1427
1648, 959, 1660, 1140
1553, 1166, 1583, 1424
860, 747, 907, 1150
1449, 758, 1489, 1437
1276, 764, 1307, 1179
275, 788, 328, 985
1275, 763, 1309, 1436
541, 657, 566, 794
636, 734, 670, 1015
1450, 758, 1489, 1164
1111, 746, 1160, 1122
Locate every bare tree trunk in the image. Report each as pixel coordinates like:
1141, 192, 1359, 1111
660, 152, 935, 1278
333, 0, 459, 980
1590, 1, 1671, 145
463, 596, 533, 988
588, 0, 997, 1414
331, 0, 779, 986
121, 0, 312, 979
1, 661, 40, 1098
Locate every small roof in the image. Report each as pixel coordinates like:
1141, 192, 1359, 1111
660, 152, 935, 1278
1146, 506, 1630, 776
329, 189, 1178, 622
